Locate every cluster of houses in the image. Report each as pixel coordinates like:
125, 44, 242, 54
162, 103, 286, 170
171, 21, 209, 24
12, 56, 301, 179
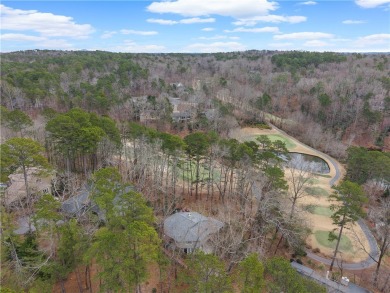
2, 81, 228, 252
2, 168, 224, 254
134, 95, 199, 124
132, 80, 220, 125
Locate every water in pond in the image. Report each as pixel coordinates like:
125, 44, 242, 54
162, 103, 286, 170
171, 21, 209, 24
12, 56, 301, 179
286, 152, 330, 174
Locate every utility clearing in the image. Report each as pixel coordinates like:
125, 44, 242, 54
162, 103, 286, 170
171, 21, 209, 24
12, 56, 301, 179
230, 126, 372, 263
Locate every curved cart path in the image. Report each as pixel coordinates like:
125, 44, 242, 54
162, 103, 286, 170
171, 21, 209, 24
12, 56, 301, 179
270, 123, 379, 270
270, 124, 342, 185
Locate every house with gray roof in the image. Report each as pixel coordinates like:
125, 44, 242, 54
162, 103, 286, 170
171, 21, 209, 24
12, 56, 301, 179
61, 189, 91, 216
168, 97, 198, 122
61, 185, 134, 221
164, 211, 224, 254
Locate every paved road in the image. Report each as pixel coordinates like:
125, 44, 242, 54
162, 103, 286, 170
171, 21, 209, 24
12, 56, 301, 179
269, 123, 379, 270
291, 261, 370, 292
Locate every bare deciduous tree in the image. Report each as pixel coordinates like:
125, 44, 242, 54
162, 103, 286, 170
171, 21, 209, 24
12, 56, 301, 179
285, 156, 316, 219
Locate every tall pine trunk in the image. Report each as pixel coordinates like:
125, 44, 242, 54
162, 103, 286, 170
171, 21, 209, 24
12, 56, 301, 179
329, 214, 346, 271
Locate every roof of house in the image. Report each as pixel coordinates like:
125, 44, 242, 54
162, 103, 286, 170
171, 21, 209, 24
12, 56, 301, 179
176, 103, 196, 112
61, 185, 134, 220
4, 168, 53, 206
13, 215, 64, 235
13, 216, 36, 235
164, 212, 223, 244
61, 189, 90, 215
172, 112, 191, 119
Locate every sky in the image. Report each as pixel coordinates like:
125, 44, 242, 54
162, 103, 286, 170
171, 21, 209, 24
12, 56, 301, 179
1, 0, 389, 53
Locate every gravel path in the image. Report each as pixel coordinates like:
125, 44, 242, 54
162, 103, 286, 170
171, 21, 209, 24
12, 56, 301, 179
269, 123, 379, 270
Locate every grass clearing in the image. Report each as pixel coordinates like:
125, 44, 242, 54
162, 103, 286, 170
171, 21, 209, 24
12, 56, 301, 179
315, 174, 332, 178
249, 134, 297, 149
307, 205, 333, 217
178, 161, 221, 183
305, 186, 329, 197
308, 178, 320, 185
314, 230, 353, 253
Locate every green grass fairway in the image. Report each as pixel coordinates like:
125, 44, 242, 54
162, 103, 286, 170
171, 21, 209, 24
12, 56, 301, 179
308, 178, 320, 185
178, 161, 220, 182
251, 134, 297, 149
314, 230, 353, 253
309, 206, 333, 217
316, 174, 332, 178
305, 186, 329, 197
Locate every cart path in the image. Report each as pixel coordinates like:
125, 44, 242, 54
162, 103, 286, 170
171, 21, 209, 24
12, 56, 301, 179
269, 124, 342, 184
269, 123, 379, 270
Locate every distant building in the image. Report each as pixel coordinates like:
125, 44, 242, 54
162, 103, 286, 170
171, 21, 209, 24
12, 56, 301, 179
192, 79, 201, 91
139, 110, 158, 123
168, 97, 181, 111
164, 211, 224, 254
171, 111, 192, 122
170, 82, 184, 89
4, 168, 53, 207
168, 97, 198, 122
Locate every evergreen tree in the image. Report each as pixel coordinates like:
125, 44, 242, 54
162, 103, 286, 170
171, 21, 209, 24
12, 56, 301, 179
2, 109, 33, 137
265, 257, 326, 293
86, 168, 160, 292
178, 250, 233, 293
328, 181, 367, 271
0, 138, 49, 208
184, 132, 211, 199
236, 253, 265, 293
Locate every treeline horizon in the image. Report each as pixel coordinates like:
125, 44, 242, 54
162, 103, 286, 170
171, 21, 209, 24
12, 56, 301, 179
1, 49, 389, 155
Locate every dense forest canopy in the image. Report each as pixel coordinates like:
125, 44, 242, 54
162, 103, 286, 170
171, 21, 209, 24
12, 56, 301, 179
1, 50, 389, 153
271, 51, 347, 70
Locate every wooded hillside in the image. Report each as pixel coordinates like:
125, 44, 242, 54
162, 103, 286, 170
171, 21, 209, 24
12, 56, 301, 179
1, 50, 389, 152
1, 50, 389, 293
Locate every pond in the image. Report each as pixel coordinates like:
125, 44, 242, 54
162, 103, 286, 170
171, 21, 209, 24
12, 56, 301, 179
287, 152, 330, 174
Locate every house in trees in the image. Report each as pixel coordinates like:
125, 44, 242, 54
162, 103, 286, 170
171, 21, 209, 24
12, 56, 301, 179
139, 110, 159, 123
3, 168, 53, 208
169, 82, 184, 89
171, 111, 192, 122
61, 188, 91, 217
61, 185, 134, 221
164, 211, 224, 254
168, 97, 198, 122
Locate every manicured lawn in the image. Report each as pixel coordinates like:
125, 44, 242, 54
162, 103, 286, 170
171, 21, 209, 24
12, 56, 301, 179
265, 134, 296, 149
305, 186, 329, 197
314, 230, 353, 253
316, 174, 332, 178
310, 206, 333, 217
177, 161, 220, 182
250, 134, 297, 149
308, 178, 320, 185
